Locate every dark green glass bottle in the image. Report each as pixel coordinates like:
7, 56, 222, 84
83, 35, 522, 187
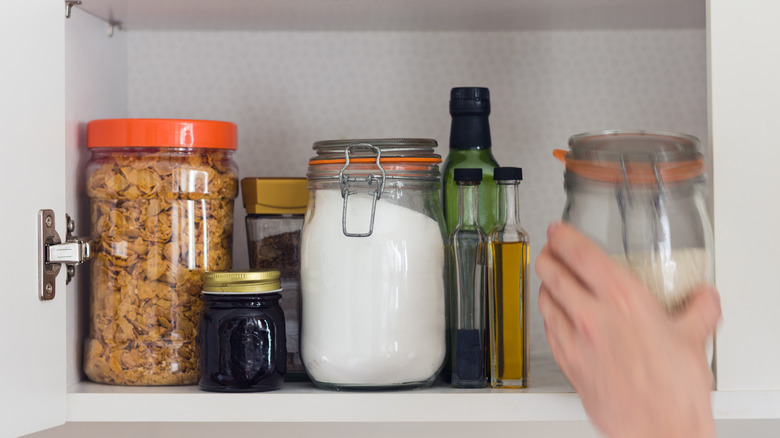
442, 87, 500, 235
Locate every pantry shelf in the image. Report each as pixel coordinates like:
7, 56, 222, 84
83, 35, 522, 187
78, 0, 704, 32
65, 382, 780, 423
65, 354, 583, 423
66, 381, 588, 423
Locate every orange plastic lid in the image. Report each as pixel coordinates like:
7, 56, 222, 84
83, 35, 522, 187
86, 119, 237, 150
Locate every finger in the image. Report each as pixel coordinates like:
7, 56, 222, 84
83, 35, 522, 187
675, 283, 722, 345
535, 244, 599, 326
538, 285, 578, 377
545, 221, 645, 302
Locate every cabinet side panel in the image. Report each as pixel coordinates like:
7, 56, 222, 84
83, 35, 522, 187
710, 0, 780, 390
64, 7, 128, 388
0, 2, 67, 436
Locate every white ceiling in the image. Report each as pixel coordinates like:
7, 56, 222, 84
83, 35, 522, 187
75, 0, 706, 32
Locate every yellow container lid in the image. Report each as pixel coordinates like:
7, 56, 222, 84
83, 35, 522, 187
203, 270, 281, 294
241, 177, 309, 215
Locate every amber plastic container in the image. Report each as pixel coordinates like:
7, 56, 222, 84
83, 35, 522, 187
83, 119, 238, 385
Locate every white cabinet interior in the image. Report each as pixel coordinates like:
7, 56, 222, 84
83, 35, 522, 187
21, 0, 778, 436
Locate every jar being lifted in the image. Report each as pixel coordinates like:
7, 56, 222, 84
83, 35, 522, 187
557, 130, 714, 313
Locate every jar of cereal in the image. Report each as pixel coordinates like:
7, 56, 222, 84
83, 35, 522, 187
83, 118, 238, 385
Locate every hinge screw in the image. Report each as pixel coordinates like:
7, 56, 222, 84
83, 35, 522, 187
45, 216, 53, 227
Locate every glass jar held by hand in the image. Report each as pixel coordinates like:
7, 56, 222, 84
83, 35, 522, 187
557, 130, 714, 313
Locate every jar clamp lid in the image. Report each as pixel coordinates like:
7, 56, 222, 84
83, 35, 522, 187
555, 130, 705, 186
203, 270, 282, 294
308, 138, 441, 238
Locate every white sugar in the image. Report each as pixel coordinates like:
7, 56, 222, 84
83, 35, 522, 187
300, 189, 446, 386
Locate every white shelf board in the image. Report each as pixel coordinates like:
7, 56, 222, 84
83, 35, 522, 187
67, 354, 585, 423
66, 381, 587, 423
75, 0, 705, 32
66, 383, 780, 423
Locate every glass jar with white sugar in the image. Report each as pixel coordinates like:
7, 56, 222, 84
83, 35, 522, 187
300, 139, 447, 390
557, 130, 715, 314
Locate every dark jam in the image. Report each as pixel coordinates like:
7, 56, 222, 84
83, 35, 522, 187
198, 292, 286, 392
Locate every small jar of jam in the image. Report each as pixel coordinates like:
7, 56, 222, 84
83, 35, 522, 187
198, 270, 286, 392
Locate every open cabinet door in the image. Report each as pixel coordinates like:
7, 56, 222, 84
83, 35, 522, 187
0, 2, 67, 436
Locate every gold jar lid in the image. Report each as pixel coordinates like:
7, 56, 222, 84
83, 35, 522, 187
202, 270, 282, 294
241, 177, 308, 215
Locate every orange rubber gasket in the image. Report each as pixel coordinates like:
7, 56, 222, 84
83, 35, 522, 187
554, 149, 705, 183
563, 158, 706, 183
309, 157, 442, 165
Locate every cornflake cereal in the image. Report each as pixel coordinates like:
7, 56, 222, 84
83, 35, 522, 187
84, 148, 237, 385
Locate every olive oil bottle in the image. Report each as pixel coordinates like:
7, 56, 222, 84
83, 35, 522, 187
441, 87, 500, 235
488, 167, 529, 388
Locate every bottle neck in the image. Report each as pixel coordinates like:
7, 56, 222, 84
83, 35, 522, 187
497, 181, 521, 226
449, 114, 492, 150
457, 182, 480, 227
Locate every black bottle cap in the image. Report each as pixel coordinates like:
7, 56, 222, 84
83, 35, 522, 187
454, 168, 483, 182
494, 167, 523, 181
450, 87, 491, 116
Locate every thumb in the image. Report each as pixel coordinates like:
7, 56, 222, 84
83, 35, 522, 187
677, 284, 722, 345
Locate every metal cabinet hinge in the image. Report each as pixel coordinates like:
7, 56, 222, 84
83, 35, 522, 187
38, 209, 92, 301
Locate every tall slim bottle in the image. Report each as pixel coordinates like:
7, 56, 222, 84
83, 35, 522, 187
488, 167, 529, 388
442, 87, 500, 236
449, 168, 487, 388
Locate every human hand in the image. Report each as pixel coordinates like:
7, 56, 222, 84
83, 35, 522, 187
535, 222, 721, 438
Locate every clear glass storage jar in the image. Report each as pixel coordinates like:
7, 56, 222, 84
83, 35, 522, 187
84, 118, 238, 385
198, 271, 286, 392
557, 130, 714, 313
242, 177, 308, 380
300, 139, 447, 390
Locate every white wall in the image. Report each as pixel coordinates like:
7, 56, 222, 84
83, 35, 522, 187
124, 28, 708, 368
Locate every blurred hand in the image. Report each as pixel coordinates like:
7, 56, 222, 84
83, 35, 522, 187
536, 222, 721, 438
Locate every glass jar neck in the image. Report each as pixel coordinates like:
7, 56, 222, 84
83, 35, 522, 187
203, 293, 282, 309
496, 181, 521, 227
457, 182, 481, 227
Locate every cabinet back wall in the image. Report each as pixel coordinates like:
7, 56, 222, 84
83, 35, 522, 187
125, 29, 707, 362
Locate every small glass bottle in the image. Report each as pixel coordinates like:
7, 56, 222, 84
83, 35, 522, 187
449, 168, 487, 388
488, 167, 529, 389
442, 87, 500, 236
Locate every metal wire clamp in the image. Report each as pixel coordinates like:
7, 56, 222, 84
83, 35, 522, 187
339, 143, 386, 237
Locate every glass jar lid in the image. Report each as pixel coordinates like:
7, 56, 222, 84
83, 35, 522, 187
203, 270, 281, 294
308, 138, 441, 182
556, 130, 705, 185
